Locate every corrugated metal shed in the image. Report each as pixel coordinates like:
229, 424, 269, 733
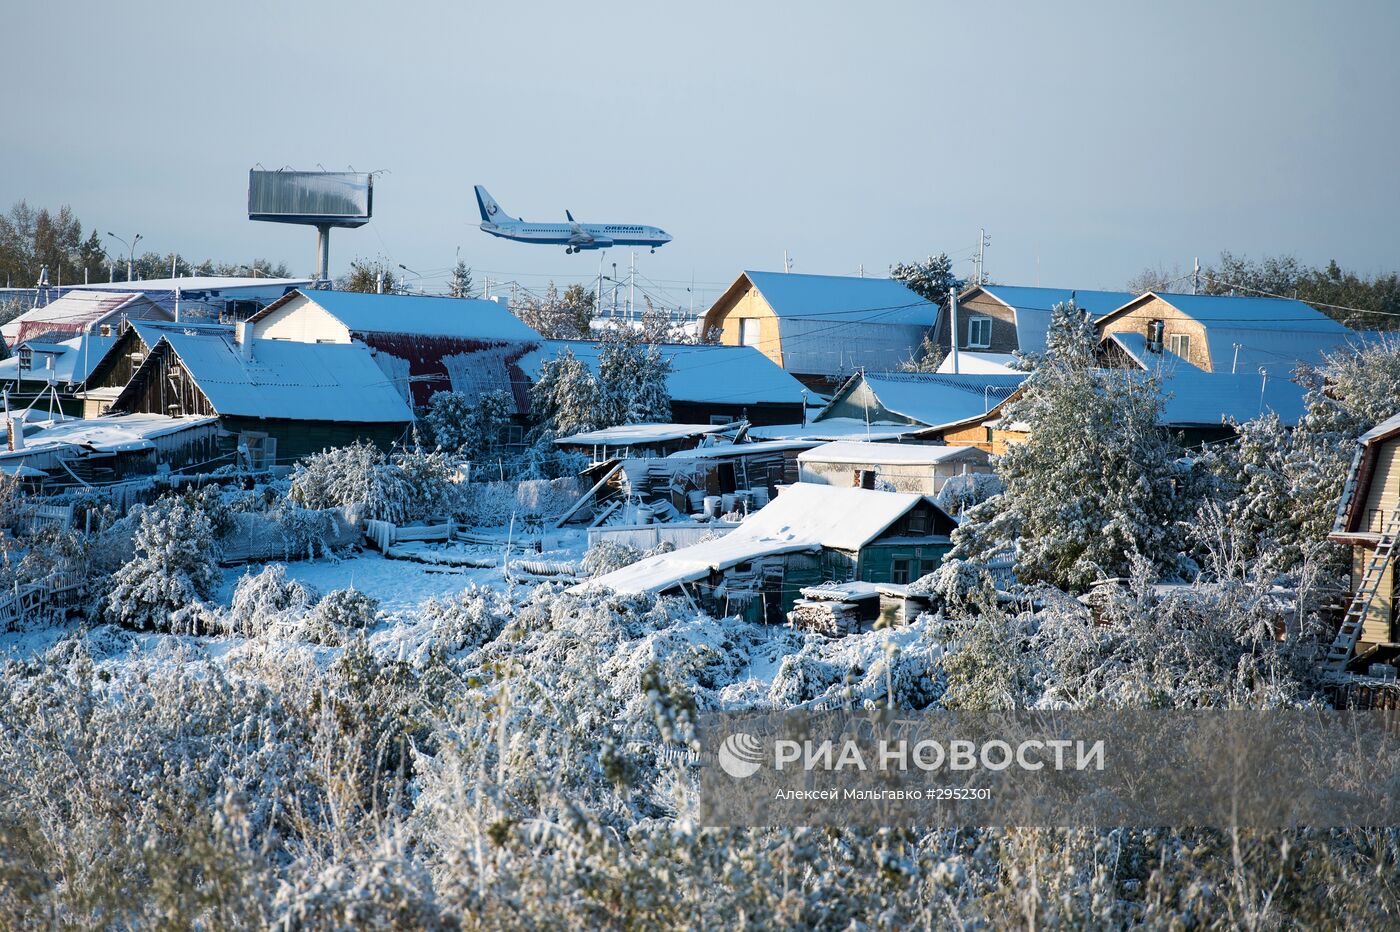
1, 291, 169, 345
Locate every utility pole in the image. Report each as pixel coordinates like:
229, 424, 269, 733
483, 275, 490, 300
1192, 256, 1200, 295
948, 286, 961, 374
596, 251, 605, 321
977, 228, 990, 285
857, 264, 864, 278
375, 269, 384, 294
628, 251, 635, 318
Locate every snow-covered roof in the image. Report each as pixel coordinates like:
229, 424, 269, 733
0, 332, 119, 385
122, 330, 414, 423
798, 440, 985, 466
823, 372, 1027, 428
283, 289, 543, 341
517, 339, 809, 406
1129, 292, 1347, 331
747, 418, 924, 442
975, 285, 1136, 354
742, 271, 937, 325
583, 484, 942, 595
936, 351, 1020, 375
1153, 367, 1307, 426
667, 438, 821, 459
73, 276, 311, 292
555, 423, 731, 446
1360, 413, 1400, 445
1, 291, 166, 345
1108, 318, 1366, 376
19, 413, 218, 453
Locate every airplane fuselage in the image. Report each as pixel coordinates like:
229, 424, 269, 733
479, 220, 671, 251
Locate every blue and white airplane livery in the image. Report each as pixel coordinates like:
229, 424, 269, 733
474, 185, 673, 254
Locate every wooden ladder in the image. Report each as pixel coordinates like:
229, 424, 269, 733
1326, 508, 1400, 672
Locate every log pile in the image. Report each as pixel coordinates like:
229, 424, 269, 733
788, 598, 862, 638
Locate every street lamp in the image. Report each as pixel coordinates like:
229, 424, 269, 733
397, 264, 423, 294
105, 232, 142, 281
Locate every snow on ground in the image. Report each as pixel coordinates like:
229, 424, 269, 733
218, 552, 497, 616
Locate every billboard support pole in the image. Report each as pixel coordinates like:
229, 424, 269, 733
316, 224, 331, 288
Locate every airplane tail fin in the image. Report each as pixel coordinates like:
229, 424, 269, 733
474, 186, 517, 224
566, 209, 576, 223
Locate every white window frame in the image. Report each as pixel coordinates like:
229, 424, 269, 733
967, 316, 992, 349
1168, 333, 1191, 358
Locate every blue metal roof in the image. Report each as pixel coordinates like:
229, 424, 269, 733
978, 285, 1136, 319
1146, 292, 1348, 332
298, 289, 544, 341
744, 271, 937, 325
977, 285, 1137, 354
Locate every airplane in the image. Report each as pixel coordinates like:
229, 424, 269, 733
474, 185, 673, 254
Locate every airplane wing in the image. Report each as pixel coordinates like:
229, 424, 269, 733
567, 222, 594, 245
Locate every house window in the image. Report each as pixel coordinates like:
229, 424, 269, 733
907, 511, 928, 535
891, 557, 913, 585
709, 414, 735, 426
1147, 319, 1165, 351
739, 318, 760, 346
1168, 333, 1191, 358
967, 316, 992, 348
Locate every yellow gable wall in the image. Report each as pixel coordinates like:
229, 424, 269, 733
1098, 296, 1214, 371
1360, 438, 1400, 534
712, 284, 785, 367
252, 295, 352, 344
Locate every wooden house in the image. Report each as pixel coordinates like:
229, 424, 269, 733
0, 290, 171, 347
247, 289, 545, 418
580, 483, 958, 625
1328, 414, 1400, 673
933, 285, 1133, 360
816, 371, 1026, 434
105, 324, 414, 464
700, 271, 938, 392
1096, 292, 1359, 375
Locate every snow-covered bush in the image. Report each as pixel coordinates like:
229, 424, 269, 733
104, 494, 220, 634
419, 583, 510, 653
581, 538, 644, 576
297, 587, 379, 646
287, 442, 462, 524
909, 557, 995, 613
224, 563, 318, 638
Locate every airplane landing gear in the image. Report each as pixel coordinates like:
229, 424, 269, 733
650, 247, 656, 254
566, 246, 575, 254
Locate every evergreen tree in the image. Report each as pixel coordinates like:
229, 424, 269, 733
530, 350, 602, 437
952, 305, 1194, 591
597, 328, 672, 425
423, 389, 513, 461
889, 254, 963, 304
448, 260, 474, 299
105, 495, 220, 634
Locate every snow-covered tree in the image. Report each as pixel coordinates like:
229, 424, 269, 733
597, 328, 671, 426
447, 259, 473, 298
104, 495, 221, 633
288, 442, 460, 523
897, 332, 946, 373
512, 281, 593, 338
530, 349, 601, 438
889, 253, 962, 304
422, 389, 513, 462
952, 308, 1196, 591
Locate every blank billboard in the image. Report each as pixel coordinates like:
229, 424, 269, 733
248, 170, 373, 227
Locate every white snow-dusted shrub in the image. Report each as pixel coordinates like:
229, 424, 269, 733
223, 564, 318, 638
581, 538, 644, 576
909, 557, 993, 612
104, 494, 221, 634
767, 652, 840, 706
288, 442, 462, 524
419, 583, 511, 653
297, 587, 379, 646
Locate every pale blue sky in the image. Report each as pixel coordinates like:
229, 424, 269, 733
6, 0, 1398, 306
